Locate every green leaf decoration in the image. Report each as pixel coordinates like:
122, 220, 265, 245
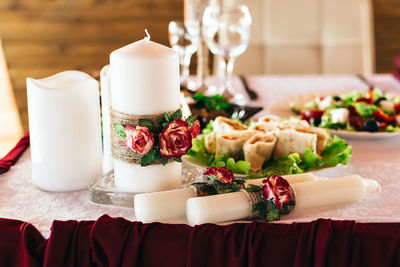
173, 157, 182, 163
266, 200, 280, 222
164, 112, 172, 122
114, 124, 126, 138
138, 119, 154, 131
170, 109, 182, 121
162, 157, 168, 166
141, 149, 157, 166
252, 200, 267, 220
246, 184, 262, 193
186, 115, 197, 127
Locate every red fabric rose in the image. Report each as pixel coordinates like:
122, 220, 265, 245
189, 120, 200, 138
261, 175, 292, 210
159, 119, 192, 158
204, 167, 234, 184
124, 125, 154, 155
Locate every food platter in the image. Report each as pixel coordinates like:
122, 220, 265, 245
268, 91, 400, 140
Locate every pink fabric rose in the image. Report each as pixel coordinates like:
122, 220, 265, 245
261, 175, 292, 210
204, 167, 234, 184
159, 119, 192, 158
189, 120, 201, 138
124, 125, 154, 155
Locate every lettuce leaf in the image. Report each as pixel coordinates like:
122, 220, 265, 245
352, 102, 377, 118
185, 123, 352, 178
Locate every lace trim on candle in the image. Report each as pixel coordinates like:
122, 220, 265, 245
110, 108, 177, 165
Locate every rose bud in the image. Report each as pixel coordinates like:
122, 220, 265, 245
262, 175, 292, 210
204, 166, 234, 184
189, 120, 201, 138
124, 125, 154, 155
159, 119, 192, 158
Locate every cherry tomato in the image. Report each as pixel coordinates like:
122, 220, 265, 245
373, 110, 396, 124
367, 89, 374, 101
300, 110, 324, 123
355, 97, 373, 104
395, 103, 400, 114
378, 121, 388, 130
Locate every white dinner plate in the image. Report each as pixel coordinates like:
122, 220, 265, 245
182, 157, 335, 179
268, 92, 400, 140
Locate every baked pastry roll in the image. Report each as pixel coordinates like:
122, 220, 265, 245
213, 116, 248, 133
295, 127, 329, 155
278, 119, 310, 130
215, 131, 255, 159
258, 115, 279, 124
205, 132, 217, 153
243, 133, 277, 171
249, 122, 278, 134
273, 129, 317, 158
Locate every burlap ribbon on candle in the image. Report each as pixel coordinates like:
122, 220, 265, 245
242, 186, 296, 221
242, 190, 263, 220
190, 180, 246, 197
110, 108, 176, 165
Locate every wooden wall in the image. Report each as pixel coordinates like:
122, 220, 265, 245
0, 0, 399, 131
373, 0, 400, 73
0, 0, 183, 131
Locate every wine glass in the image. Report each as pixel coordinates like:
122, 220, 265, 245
184, 0, 213, 93
202, 4, 252, 104
168, 21, 199, 90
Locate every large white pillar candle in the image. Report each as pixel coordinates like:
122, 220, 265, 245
186, 175, 380, 225
110, 33, 182, 193
100, 65, 113, 174
27, 71, 103, 192
134, 173, 318, 223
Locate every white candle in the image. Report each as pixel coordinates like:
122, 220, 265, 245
100, 65, 113, 174
134, 173, 318, 223
292, 175, 379, 209
186, 175, 380, 225
135, 187, 196, 223
26, 71, 103, 192
110, 32, 181, 193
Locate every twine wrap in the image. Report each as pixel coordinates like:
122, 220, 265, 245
242, 190, 263, 220
110, 108, 176, 165
243, 186, 296, 221
190, 181, 246, 197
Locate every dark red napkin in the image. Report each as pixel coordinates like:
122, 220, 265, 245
393, 54, 400, 81
0, 132, 30, 175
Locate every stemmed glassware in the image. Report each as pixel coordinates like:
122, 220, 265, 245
184, 0, 214, 93
168, 21, 199, 90
202, 4, 252, 104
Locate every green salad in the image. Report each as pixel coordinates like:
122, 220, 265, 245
185, 122, 352, 178
290, 88, 400, 132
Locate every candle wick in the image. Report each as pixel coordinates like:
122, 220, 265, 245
144, 29, 150, 41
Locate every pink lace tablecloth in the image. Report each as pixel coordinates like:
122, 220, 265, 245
1, 74, 400, 234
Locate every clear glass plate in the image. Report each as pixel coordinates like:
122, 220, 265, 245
88, 162, 204, 208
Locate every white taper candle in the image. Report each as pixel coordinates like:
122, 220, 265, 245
100, 65, 113, 174
186, 175, 380, 226
134, 173, 318, 222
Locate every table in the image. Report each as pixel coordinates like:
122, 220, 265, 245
1, 74, 400, 267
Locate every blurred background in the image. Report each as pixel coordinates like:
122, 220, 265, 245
0, 0, 399, 155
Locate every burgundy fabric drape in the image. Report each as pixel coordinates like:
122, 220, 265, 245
0, 132, 30, 175
1, 215, 399, 267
